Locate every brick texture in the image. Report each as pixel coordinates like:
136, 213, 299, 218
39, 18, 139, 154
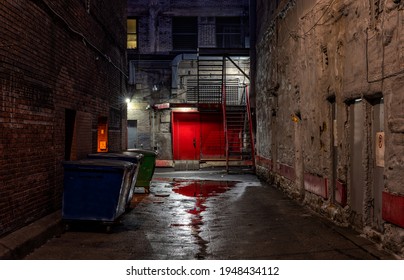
0, 0, 127, 236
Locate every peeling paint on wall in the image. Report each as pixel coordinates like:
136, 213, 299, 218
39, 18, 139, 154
255, 0, 404, 257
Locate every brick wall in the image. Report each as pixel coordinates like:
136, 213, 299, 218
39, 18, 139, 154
0, 0, 127, 236
128, 0, 249, 54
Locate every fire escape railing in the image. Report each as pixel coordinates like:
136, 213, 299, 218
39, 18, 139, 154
194, 53, 255, 172
221, 56, 229, 171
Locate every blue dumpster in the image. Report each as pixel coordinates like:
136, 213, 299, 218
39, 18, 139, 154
87, 152, 144, 204
62, 159, 134, 224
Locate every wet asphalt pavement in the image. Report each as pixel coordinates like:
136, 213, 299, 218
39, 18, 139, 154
25, 168, 395, 260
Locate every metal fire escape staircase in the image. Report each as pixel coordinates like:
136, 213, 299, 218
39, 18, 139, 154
197, 53, 255, 173
197, 56, 224, 104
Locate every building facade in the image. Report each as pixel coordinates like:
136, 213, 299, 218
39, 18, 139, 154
127, 0, 252, 170
255, 0, 404, 257
0, 0, 127, 236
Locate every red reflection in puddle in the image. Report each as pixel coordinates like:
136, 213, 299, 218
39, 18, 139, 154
171, 180, 237, 259
172, 180, 236, 215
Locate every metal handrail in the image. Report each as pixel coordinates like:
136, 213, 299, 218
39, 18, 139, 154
221, 56, 229, 172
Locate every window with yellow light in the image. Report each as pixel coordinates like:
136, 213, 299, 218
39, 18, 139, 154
127, 18, 137, 49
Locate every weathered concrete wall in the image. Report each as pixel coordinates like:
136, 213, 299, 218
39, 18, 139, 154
255, 0, 404, 257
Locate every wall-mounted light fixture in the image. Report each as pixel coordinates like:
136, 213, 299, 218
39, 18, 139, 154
291, 111, 301, 123
172, 107, 198, 112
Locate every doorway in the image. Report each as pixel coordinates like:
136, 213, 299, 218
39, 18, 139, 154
127, 120, 138, 149
172, 112, 201, 161
200, 112, 225, 160
330, 99, 339, 203
371, 98, 384, 230
349, 99, 365, 228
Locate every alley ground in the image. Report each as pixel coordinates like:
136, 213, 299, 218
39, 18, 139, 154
24, 168, 396, 260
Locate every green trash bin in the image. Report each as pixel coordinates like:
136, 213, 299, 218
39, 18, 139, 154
123, 149, 157, 193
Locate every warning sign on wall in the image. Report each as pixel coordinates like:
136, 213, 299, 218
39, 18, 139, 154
376, 132, 385, 167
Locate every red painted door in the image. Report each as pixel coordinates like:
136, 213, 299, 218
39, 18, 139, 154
172, 112, 200, 160
200, 113, 225, 159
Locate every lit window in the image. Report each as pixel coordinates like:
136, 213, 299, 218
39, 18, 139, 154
127, 18, 137, 49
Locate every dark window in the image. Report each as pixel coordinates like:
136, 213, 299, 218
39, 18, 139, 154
172, 17, 198, 50
216, 17, 246, 48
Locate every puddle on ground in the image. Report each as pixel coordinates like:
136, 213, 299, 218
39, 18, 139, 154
168, 180, 237, 259
172, 180, 235, 214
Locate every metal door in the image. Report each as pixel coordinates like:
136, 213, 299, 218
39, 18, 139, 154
172, 112, 200, 160
349, 99, 365, 227
127, 120, 137, 148
200, 112, 225, 160
372, 98, 384, 230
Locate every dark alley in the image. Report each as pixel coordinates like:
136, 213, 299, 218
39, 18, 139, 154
22, 168, 395, 260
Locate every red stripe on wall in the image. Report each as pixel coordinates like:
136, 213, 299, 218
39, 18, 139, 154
257, 156, 328, 199
304, 173, 328, 199
278, 163, 296, 181
256, 155, 273, 171
382, 191, 404, 228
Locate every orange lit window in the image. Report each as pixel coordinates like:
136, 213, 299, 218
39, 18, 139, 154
97, 117, 108, 152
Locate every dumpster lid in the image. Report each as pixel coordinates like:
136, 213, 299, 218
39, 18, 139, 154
126, 149, 158, 156
63, 159, 134, 169
87, 152, 144, 161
